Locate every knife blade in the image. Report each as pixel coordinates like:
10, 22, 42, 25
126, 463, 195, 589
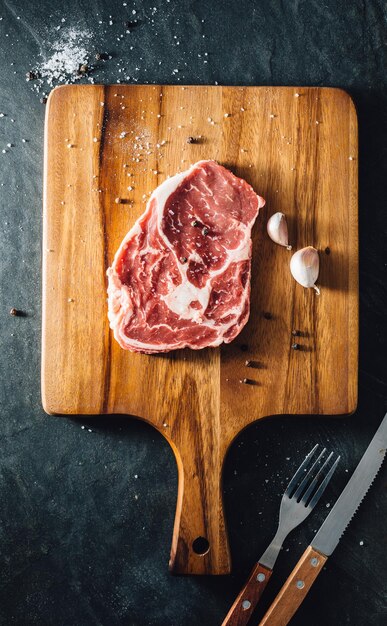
258, 412, 387, 626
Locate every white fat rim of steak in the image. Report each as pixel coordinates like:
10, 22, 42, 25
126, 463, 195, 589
108, 160, 262, 351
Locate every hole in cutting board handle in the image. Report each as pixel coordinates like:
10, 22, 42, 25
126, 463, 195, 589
192, 536, 210, 555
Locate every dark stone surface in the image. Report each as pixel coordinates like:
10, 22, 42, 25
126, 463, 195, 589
0, 1, 386, 624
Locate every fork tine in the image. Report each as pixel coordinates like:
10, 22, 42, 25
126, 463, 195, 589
285, 444, 319, 497
292, 447, 327, 501
307, 455, 340, 509
299, 451, 334, 504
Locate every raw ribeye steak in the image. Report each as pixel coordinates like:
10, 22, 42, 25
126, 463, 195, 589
107, 160, 265, 353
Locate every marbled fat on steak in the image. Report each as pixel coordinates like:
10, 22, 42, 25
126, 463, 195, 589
107, 160, 265, 353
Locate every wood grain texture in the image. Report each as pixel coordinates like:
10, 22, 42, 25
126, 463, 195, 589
258, 546, 328, 626
222, 562, 272, 626
42, 85, 358, 575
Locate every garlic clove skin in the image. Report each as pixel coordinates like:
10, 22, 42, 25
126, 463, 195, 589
267, 212, 292, 249
290, 246, 320, 294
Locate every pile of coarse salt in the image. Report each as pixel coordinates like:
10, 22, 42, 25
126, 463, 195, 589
35, 27, 93, 88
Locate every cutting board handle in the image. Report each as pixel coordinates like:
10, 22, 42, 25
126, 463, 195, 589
168, 438, 231, 575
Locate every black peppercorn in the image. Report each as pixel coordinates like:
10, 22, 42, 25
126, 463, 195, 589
240, 344, 248, 352
202, 227, 209, 236
245, 360, 252, 367
26, 70, 39, 81
325, 246, 331, 255
186, 136, 196, 144
191, 220, 199, 227
125, 19, 139, 30
77, 64, 89, 75
291, 343, 300, 350
263, 311, 272, 320
40, 96, 48, 105
180, 256, 187, 264
95, 52, 109, 61
291, 329, 300, 336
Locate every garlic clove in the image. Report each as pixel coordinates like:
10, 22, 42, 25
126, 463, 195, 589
267, 212, 292, 249
290, 246, 320, 294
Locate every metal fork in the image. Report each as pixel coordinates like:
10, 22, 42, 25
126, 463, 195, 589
221, 445, 340, 626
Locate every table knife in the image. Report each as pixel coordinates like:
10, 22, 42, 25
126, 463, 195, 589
258, 412, 387, 626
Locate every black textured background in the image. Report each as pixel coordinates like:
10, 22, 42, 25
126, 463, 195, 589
0, 1, 386, 625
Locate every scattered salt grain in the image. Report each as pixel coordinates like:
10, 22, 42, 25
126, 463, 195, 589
294, 92, 300, 97
81, 425, 85, 429
93, 137, 98, 142
0, 113, 5, 118
359, 540, 364, 546
36, 27, 93, 88
67, 143, 73, 148
6, 143, 12, 148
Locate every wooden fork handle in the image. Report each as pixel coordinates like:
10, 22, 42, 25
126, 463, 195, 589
221, 563, 272, 626
258, 546, 327, 626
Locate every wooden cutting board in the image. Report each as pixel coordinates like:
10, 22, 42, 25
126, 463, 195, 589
42, 85, 358, 575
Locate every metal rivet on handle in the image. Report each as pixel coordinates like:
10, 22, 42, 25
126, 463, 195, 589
257, 573, 266, 582
296, 580, 305, 589
311, 557, 319, 567
242, 600, 251, 610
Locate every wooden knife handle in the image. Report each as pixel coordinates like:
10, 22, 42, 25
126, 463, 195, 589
258, 546, 327, 626
222, 563, 272, 626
